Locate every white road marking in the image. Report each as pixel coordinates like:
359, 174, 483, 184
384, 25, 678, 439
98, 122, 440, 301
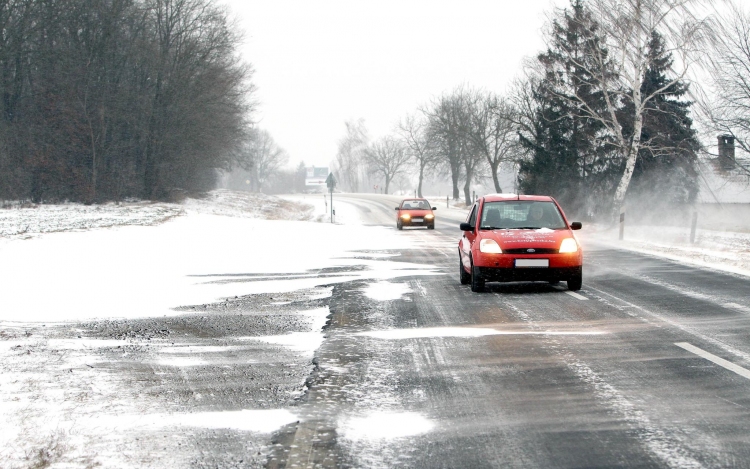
675, 342, 750, 380
565, 291, 588, 300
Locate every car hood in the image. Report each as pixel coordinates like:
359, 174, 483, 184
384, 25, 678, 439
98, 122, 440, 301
483, 228, 571, 249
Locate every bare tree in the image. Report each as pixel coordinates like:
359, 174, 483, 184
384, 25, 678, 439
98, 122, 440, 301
398, 112, 439, 197
424, 88, 469, 201
544, 0, 708, 220
235, 129, 288, 192
465, 91, 519, 193
364, 136, 410, 194
702, 2, 750, 156
333, 119, 368, 192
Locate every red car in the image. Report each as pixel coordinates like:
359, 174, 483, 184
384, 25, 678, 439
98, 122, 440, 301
396, 198, 436, 230
458, 194, 583, 292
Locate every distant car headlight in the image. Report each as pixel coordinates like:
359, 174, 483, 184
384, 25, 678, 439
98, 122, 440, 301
425, 214, 434, 219
559, 238, 578, 253
479, 238, 502, 253
400, 214, 411, 220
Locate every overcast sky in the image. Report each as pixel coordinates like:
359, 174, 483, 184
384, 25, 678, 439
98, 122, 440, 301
220, 0, 563, 169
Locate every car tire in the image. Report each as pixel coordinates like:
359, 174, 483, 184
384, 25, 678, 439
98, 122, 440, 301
428, 224, 435, 230
397, 221, 402, 230
567, 274, 582, 291
470, 259, 485, 292
459, 255, 471, 285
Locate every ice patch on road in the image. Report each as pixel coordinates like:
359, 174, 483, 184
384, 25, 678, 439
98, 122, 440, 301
340, 411, 434, 440
363, 281, 412, 301
358, 327, 606, 340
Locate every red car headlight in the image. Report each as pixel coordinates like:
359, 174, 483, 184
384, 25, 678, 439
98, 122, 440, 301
479, 238, 502, 254
559, 238, 578, 253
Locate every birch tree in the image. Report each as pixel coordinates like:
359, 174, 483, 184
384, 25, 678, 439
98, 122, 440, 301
544, 0, 707, 220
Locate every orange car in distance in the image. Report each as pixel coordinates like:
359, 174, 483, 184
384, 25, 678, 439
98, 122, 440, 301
395, 198, 437, 230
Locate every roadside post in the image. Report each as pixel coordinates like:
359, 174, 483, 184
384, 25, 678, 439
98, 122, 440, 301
325, 173, 336, 223
446, 195, 449, 208
690, 210, 698, 244
619, 209, 625, 240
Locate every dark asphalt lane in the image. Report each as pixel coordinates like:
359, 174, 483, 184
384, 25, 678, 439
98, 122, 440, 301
270, 194, 750, 469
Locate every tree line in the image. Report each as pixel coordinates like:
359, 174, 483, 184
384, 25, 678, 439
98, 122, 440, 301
332, 0, 749, 222
0, 0, 253, 203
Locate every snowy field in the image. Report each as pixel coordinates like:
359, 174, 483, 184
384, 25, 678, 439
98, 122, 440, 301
583, 222, 750, 279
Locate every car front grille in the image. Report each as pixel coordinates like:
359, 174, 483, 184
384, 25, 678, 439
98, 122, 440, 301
502, 248, 559, 254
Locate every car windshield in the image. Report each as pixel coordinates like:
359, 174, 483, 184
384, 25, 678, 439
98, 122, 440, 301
401, 200, 431, 210
479, 201, 567, 230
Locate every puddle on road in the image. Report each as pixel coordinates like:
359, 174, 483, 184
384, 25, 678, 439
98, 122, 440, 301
340, 411, 434, 440
358, 327, 607, 340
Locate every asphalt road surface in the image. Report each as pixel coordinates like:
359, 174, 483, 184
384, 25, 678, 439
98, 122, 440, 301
269, 193, 750, 468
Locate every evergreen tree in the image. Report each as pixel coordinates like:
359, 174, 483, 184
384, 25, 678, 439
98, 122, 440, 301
518, 0, 615, 218
620, 31, 700, 209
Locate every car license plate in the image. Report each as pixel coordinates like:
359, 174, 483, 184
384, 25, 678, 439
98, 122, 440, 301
515, 259, 549, 268
412, 218, 423, 222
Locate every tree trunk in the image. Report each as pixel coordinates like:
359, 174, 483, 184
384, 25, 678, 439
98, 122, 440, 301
463, 169, 473, 206
451, 162, 460, 200
490, 161, 502, 193
611, 113, 644, 221
384, 175, 391, 195
417, 164, 425, 198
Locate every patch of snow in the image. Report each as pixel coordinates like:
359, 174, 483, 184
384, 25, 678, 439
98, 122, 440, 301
339, 411, 434, 440
0, 198, 440, 322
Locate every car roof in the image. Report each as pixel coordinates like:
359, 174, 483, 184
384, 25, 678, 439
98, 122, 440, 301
482, 194, 554, 203
401, 198, 429, 201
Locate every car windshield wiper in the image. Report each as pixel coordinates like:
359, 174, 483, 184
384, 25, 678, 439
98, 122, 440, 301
512, 226, 543, 230
479, 226, 505, 230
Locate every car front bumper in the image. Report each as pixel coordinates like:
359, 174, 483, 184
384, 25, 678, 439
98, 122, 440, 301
400, 218, 434, 227
477, 265, 582, 282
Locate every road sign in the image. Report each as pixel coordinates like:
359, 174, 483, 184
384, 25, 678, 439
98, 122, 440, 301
305, 166, 329, 186
325, 173, 336, 191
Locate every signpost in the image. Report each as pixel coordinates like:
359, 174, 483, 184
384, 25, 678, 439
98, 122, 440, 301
305, 166, 329, 187
325, 172, 336, 223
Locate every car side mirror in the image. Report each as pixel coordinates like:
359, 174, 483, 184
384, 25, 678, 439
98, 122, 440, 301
570, 222, 582, 230
395, 207, 400, 210
459, 222, 474, 231
432, 207, 437, 210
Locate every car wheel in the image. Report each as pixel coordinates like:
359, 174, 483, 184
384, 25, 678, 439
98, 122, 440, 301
428, 224, 435, 230
470, 258, 485, 292
567, 274, 582, 291
459, 255, 471, 285
397, 221, 402, 230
